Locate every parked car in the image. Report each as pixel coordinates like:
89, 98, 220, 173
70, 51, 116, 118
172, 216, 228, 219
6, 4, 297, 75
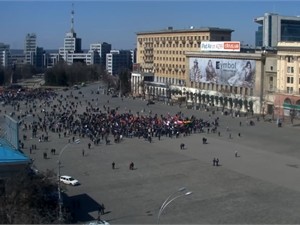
147, 100, 155, 105
111, 94, 118, 98
87, 220, 110, 225
60, 175, 79, 186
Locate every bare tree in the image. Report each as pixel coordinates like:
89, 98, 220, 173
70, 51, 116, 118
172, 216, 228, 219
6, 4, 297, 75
0, 169, 71, 224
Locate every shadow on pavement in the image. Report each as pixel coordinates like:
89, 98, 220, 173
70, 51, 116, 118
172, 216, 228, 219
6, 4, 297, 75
65, 193, 104, 223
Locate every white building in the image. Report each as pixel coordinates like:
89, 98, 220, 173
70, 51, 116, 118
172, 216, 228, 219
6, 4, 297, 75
24, 33, 37, 65
0, 43, 10, 67
106, 50, 133, 76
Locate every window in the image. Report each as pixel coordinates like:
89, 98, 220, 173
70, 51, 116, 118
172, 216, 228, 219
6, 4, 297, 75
270, 66, 273, 71
240, 87, 243, 94
287, 56, 294, 63
287, 86, 293, 93
287, 66, 294, 73
287, 77, 294, 84
269, 77, 273, 82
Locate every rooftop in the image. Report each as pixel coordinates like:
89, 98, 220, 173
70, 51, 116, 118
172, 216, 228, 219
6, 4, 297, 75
0, 138, 30, 164
137, 27, 234, 35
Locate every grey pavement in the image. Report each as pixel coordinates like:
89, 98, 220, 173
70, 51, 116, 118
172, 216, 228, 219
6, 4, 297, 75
2, 82, 300, 224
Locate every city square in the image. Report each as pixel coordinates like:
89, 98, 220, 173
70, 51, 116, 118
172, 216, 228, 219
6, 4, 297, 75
2, 82, 300, 224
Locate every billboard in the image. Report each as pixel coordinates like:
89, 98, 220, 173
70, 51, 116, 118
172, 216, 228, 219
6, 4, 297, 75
200, 41, 240, 52
189, 58, 256, 88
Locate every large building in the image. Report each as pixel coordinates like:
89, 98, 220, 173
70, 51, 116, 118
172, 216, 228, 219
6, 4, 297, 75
89, 42, 112, 66
106, 50, 133, 76
274, 42, 300, 120
255, 13, 300, 48
24, 33, 37, 65
0, 43, 10, 67
132, 26, 233, 98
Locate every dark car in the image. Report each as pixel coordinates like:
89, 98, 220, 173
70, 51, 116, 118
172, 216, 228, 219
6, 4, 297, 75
147, 100, 155, 105
111, 94, 118, 98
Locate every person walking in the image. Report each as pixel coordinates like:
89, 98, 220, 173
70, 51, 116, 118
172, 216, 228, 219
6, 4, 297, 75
82, 149, 85, 157
112, 162, 115, 169
216, 158, 219, 166
235, 151, 238, 157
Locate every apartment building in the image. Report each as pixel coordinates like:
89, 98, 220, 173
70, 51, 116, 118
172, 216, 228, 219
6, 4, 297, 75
132, 26, 233, 98
275, 42, 300, 119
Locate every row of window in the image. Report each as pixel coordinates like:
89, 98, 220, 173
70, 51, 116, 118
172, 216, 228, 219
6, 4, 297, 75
153, 63, 186, 69
138, 35, 210, 43
287, 77, 300, 84
141, 43, 200, 49
152, 57, 186, 62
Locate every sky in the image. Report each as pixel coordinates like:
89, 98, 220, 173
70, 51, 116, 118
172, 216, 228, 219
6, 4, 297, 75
1, 0, 300, 50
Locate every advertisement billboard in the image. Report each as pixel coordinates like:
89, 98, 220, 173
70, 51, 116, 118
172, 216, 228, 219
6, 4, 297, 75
189, 58, 256, 88
200, 41, 240, 52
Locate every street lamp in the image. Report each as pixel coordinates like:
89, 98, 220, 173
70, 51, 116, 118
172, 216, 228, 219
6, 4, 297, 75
57, 139, 80, 223
157, 187, 192, 224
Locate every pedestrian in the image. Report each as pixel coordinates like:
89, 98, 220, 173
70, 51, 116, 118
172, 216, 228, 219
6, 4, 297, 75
82, 149, 85, 157
101, 203, 105, 215
29, 147, 32, 154
216, 158, 219, 166
235, 151, 238, 157
213, 158, 216, 166
88, 143, 91, 149
229, 133, 232, 139
129, 162, 134, 170
238, 133, 241, 137
112, 162, 115, 169
218, 131, 220, 137
239, 121, 242, 126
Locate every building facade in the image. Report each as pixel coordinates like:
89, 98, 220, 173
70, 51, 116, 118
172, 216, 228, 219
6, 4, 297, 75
106, 50, 133, 76
275, 42, 300, 120
255, 13, 300, 48
132, 27, 233, 98
0, 43, 10, 67
24, 33, 37, 65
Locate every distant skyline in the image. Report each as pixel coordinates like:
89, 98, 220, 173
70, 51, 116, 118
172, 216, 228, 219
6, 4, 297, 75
1, 1, 300, 50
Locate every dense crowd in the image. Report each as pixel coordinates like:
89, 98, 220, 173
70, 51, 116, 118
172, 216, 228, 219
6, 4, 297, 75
1, 88, 221, 149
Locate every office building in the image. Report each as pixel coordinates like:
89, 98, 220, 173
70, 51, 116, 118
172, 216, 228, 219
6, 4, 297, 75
24, 33, 37, 65
89, 42, 112, 66
0, 43, 10, 67
255, 13, 300, 48
106, 50, 133, 76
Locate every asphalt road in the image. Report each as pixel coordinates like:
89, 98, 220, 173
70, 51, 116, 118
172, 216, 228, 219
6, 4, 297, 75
2, 82, 300, 224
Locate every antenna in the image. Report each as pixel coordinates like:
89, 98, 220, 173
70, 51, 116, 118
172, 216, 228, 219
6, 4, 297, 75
71, 3, 74, 33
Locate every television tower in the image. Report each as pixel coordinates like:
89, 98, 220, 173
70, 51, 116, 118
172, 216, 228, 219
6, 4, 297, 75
71, 3, 75, 33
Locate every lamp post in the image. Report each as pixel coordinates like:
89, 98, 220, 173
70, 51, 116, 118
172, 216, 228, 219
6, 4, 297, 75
57, 139, 80, 223
157, 187, 192, 224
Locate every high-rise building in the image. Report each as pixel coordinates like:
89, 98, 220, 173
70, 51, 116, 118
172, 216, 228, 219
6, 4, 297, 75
254, 13, 300, 48
89, 42, 112, 66
0, 42, 10, 67
59, 4, 83, 64
24, 33, 37, 65
106, 50, 133, 75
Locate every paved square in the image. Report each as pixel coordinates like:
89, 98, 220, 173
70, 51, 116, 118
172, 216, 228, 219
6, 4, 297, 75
2, 82, 300, 224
